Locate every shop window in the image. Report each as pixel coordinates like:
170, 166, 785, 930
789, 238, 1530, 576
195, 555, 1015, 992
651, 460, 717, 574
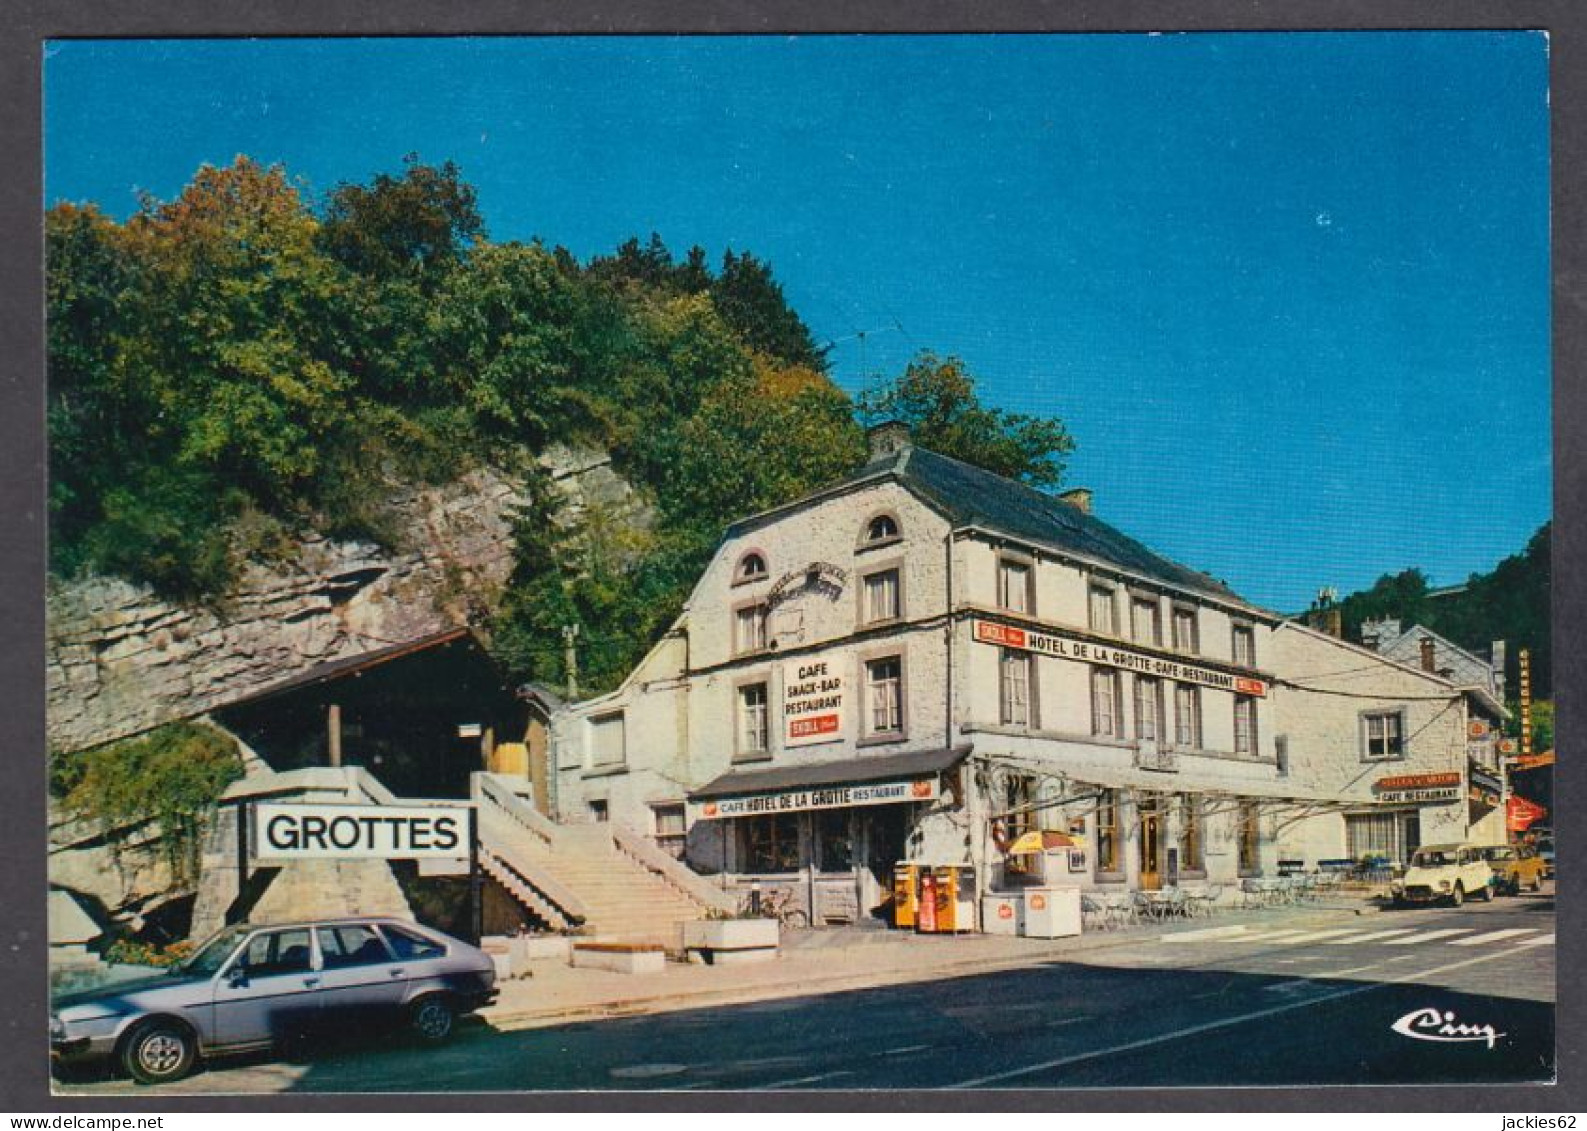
862, 568, 901, 624
1361, 710, 1405, 761
1233, 695, 1258, 756
1088, 583, 1117, 635
866, 656, 904, 736
817, 810, 853, 872
1232, 623, 1256, 667
863, 513, 901, 546
736, 552, 768, 583
589, 712, 626, 768
742, 813, 801, 873
1237, 801, 1261, 876
998, 558, 1033, 614
1134, 676, 1163, 742
1091, 667, 1121, 738
738, 682, 769, 758
1095, 789, 1121, 874
1178, 796, 1204, 874
1172, 606, 1199, 653
1173, 683, 1201, 748
652, 803, 687, 860
734, 603, 768, 655
999, 649, 1033, 727
1131, 595, 1162, 646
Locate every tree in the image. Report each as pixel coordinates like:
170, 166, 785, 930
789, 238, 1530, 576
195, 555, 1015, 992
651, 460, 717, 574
711, 249, 827, 371
857, 352, 1075, 488
318, 155, 483, 284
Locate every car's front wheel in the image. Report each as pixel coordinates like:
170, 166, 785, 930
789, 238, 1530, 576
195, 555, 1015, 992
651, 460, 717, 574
408, 995, 456, 1044
1449, 883, 1464, 907
121, 1019, 197, 1085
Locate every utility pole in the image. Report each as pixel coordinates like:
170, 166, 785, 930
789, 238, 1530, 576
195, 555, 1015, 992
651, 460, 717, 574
562, 624, 580, 701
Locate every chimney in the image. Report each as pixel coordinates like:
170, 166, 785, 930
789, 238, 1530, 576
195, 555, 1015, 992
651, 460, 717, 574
1058, 487, 1093, 515
866, 420, 912, 461
1420, 636, 1436, 673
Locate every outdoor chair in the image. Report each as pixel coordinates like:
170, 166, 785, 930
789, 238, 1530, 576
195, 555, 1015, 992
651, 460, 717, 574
1104, 890, 1140, 929
1080, 893, 1109, 932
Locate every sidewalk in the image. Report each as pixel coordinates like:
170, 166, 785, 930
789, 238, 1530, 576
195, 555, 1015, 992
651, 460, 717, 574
479, 899, 1377, 1033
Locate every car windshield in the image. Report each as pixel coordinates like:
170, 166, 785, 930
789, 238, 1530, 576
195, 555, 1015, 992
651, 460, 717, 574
1482, 847, 1515, 860
174, 924, 252, 977
1411, 849, 1458, 867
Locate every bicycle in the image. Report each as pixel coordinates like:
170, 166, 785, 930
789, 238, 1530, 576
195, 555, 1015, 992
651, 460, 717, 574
745, 886, 810, 929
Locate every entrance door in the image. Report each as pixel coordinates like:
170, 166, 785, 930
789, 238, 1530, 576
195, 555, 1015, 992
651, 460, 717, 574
863, 805, 910, 922
1139, 801, 1165, 890
1401, 813, 1422, 861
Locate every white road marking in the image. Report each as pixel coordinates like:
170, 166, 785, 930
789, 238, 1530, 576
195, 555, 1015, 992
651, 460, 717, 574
1273, 929, 1360, 945
1326, 963, 1388, 977
1262, 979, 1319, 995
948, 947, 1528, 1088
1448, 928, 1538, 946
1323, 928, 1418, 945
1159, 925, 1252, 943
762, 1070, 854, 1090
1382, 929, 1475, 945
1230, 929, 1310, 943
1519, 933, 1556, 948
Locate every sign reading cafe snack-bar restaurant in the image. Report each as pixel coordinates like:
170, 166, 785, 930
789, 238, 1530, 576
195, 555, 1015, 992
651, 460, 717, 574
972, 619, 1269, 696
783, 655, 846, 748
694, 778, 938, 820
253, 803, 472, 861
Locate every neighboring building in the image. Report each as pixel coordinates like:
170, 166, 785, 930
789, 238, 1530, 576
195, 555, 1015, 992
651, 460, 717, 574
548, 425, 1507, 926
1360, 618, 1507, 700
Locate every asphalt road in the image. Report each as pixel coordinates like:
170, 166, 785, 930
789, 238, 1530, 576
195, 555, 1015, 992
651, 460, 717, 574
56, 891, 1555, 1094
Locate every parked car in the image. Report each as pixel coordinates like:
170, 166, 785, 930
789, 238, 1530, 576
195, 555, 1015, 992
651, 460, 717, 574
1477, 844, 1547, 895
51, 917, 496, 1085
1390, 844, 1494, 907
1536, 834, 1555, 879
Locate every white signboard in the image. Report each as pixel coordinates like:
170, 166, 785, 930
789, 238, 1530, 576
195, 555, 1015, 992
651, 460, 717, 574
973, 619, 1269, 697
783, 655, 846, 748
253, 803, 471, 861
694, 777, 938, 820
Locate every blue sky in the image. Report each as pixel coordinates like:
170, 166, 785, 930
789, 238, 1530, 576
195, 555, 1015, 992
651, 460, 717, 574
44, 33, 1550, 612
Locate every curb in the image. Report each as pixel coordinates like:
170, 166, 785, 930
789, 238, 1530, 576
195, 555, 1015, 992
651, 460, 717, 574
481, 905, 1368, 1032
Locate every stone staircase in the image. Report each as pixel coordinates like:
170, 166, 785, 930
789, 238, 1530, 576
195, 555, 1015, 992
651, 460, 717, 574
472, 773, 735, 948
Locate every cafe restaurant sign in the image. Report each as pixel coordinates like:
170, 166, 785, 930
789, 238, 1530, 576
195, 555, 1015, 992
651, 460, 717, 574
783, 655, 846, 748
694, 777, 938, 820
973, 619, 1268, 697
1372, 772, 1461, 805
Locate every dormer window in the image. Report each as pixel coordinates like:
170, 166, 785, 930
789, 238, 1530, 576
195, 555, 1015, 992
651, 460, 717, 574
736, 552, 768, 583
862, 514, 901, 547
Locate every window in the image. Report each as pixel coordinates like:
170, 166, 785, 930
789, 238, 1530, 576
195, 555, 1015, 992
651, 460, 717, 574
1178, 796, 1203, 873
1173, 683, 1201, 748
863, 568, 901, 623
817, 810, 853, 872
999, 649, 1033, 726
866, 657, 904, 736
1232, 623, 1256, 667
738, 683, 769, 757
318, 925, 391, 970
1362, 710, 1405, 761
1134, 676, 1163, 742
1172, 606, 1199, 653
1237, 801, 1261, 876
736, 552, 767, 582
1091, 667, 1122, 737
381, 923, 446, 961
1095, 790, 1121, 874
1088, 584, 1117, 635
743, 813, 801, 873
589, 799, 609, 823
735, 603, 768, 654
590, 712, 626, 768
1233, 695, 1258, 756
1002, 774, 1037, 876
998, 559, 1032, 614
653, 803, 687, 860
864, 513, 900, 544
237, 929, 313, 978
1131, 596, 1162, 646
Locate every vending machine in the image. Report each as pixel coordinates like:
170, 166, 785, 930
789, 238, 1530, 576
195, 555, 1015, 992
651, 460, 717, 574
918, 865, 977, 933
892, 863, 920, 929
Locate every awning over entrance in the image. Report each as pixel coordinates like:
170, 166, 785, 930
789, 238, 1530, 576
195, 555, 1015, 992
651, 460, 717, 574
691, 744, 971, 799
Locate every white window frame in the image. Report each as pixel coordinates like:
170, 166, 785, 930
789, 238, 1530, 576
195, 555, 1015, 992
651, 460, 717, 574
999, 648, 1034, 727
652, 803, 687, 860
865, 655, 904, 737
734, 602, 768, 655
1173, 683, 1201, 748
1233, 695, 1258, 756
1131, 594, 1162, 647
1361, 709, 1407, 762
737, 681, 770, 759
1088, 583, 1118, 636
1091, 666, 1121, 737
862, 567, 902, 624
1232, 622, 1257, 667
1171, 605, 1199, 653
1134, 675, 1163, 742
997, 556, 1034, 614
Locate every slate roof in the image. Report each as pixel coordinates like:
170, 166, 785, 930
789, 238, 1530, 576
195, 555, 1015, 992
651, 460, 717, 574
729, 443, 1256, 610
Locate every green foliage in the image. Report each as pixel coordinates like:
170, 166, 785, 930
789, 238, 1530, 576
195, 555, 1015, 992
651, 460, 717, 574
857, 352, 1075, 488
318, 154, 484, 283
56, 723, 243, 889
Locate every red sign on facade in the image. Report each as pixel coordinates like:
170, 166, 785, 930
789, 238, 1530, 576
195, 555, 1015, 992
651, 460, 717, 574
789, 715, 840, 740
974, 620, 1027, 648
1373, 772, 1462, 793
